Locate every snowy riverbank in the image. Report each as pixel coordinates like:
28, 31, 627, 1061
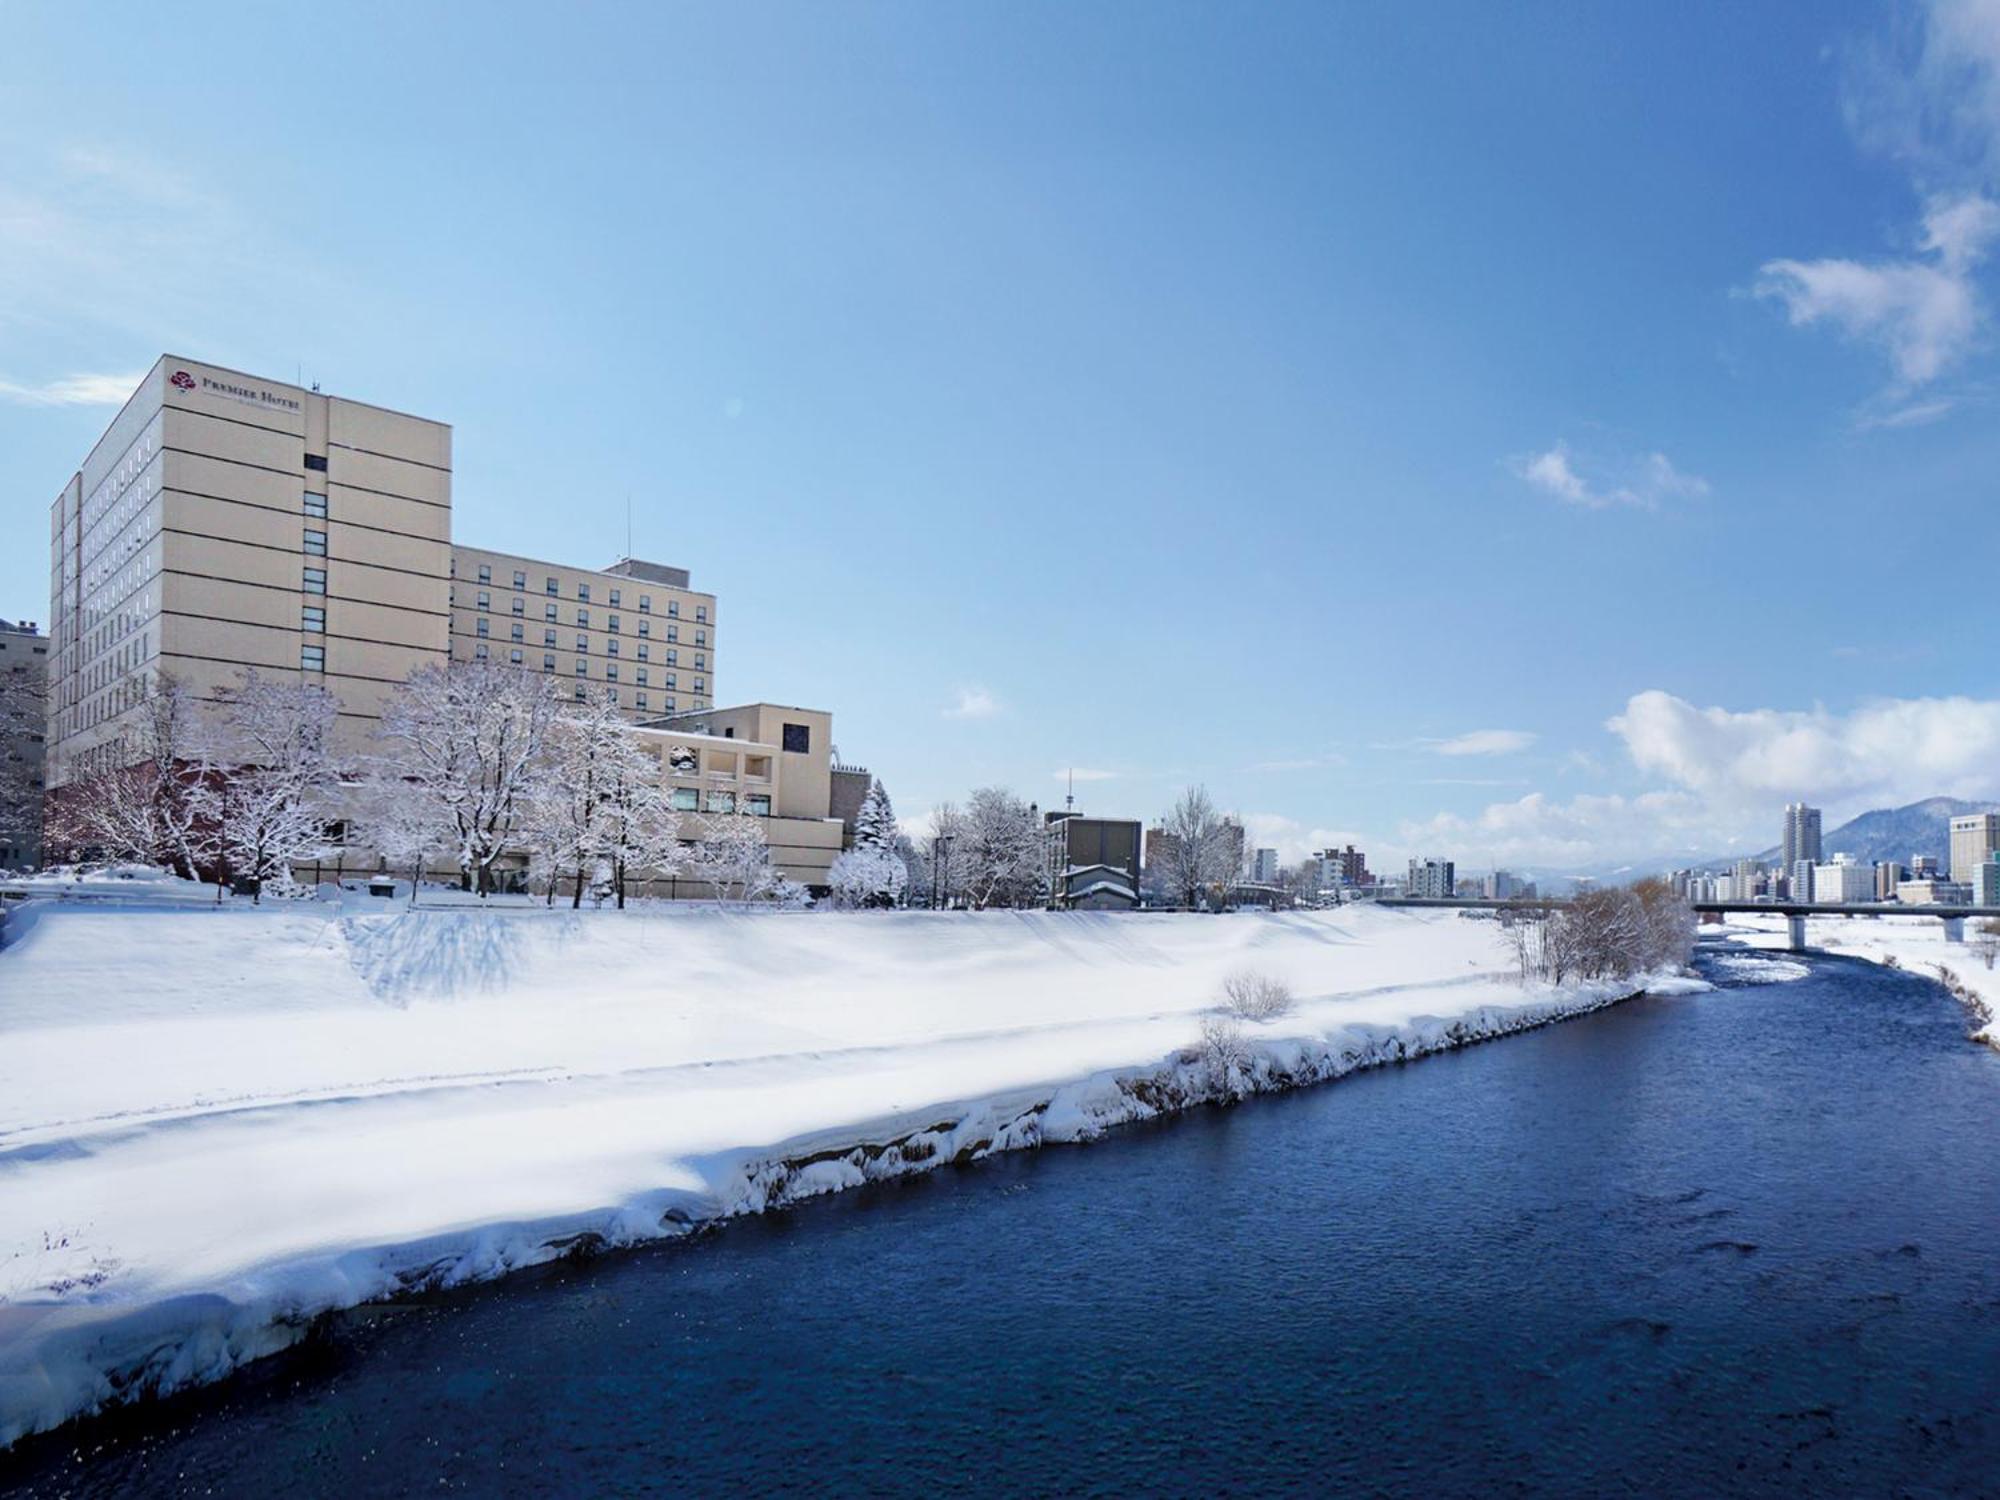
0, 898, 1696, 1445
1717, 913, 2000, 1048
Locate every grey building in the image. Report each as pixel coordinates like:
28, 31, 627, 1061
1047, 813, 1143, 910
1782, 803, 1823, 872
1407, 857, 1455, 899
0, 618, 49, 870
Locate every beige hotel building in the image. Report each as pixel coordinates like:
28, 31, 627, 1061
44, 357, 847, 888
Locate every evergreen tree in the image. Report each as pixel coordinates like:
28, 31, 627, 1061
853, 778, 897, 852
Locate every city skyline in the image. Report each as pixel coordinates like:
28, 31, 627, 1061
6, 4, 2000, 871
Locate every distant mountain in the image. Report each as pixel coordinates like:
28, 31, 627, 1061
1745, 796, 1999, 870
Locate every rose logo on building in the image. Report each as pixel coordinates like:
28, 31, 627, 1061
170, 371, 196, 391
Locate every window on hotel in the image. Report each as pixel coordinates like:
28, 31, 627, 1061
477, 591, 489, 610
696, 630, 707, 646
511, 597, 524, 616
637, 619, 650, 637
574, 684, 586, 701
672, 787, 698, 811
747, 794, 771, 817
609, 589, 621, 607
667, 600, 680, 618
476, 618, 489, 638
511, 649, 523, 664
667, 624, 679, 642
574, 659, 587, 675
545, 603, 557, 622
546, 576, 558, 595
304, 530, 327, 557
705, 791, 735, 813
304, 453, 327, 472
665, 697, 677, 712
636, 668, 648, 685
695, 678, 706, 694
695, 654, 705, 670
666, 650, 677, 667
301, 644, 325, 671
606, 664, 619, 681
605, 639, 619, 656
303, 492, 327, 519
510, 623, 523, 642
303, 568, 326, 595
782, 722, 811, 754
302, 606, 325, 632
668, 745, 698, 773
607, 614, 620, 633
578, 583, 590, 603
475, 643, 489, 660
543, 653, 555, 670
696, 606, 708, 623
575, 634, 587, 652
665, 673, 677, 690
636, 692, 648, 710
637, 644, 649, 661
513, 570, 526, 589
478, 565, 491, 584
639, 595, 651, 613
544, 628, 556, 646
576, 609, 589, 627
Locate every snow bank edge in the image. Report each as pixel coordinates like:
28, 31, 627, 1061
0, 971, 1694, 1450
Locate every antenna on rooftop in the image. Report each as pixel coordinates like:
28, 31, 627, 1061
1067, 767, 1075, 813
626, 494, 632, 560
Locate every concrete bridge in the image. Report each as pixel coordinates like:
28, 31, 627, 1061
1375, 895, 2000, 953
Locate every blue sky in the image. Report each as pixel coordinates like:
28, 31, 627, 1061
6, 1, 2000, 872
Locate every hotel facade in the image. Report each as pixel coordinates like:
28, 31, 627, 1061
44, 357, 845, 888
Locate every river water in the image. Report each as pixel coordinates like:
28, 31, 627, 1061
6, 944, 1999, 1496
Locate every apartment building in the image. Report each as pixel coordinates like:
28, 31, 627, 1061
46, 357, 452, 786
448, 550, 715, 718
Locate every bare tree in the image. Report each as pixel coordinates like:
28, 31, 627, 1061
958, 786, 1044, 909
206, 670, 341, 901
47, 672, 214, 879
600, 732, 681, 908
1157, 784, 1235, 910
528, 691, 631, 908
917, 801, 971, 908
374, 661, 561, 896
681, 809, 775, 905
1974, 918, 2000, 971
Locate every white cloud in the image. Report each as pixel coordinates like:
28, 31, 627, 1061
1606, 688, 2000, 810
942, 686, 999, 720
1393, 687, 2000, 871
1512, 442, 1709, 510
1430, 728, 1537, 757
1052, 767, 1117, 782
0, 371, 145, 407
1755, 194, 2000, 386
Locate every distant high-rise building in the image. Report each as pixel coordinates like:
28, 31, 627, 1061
1491, 869, 1519, 899
1782, 803, 1823, 871
1974, 858, 2000, 909
1252, 847, 1279, 884
1875, 861, 1904, 902
1791, 858, 1816, 904
1734, 859, 1763, 902
1949, 814, 2000, 883
1910, 854, 1941, 879
1815, 854, 1873, 905
1407, 857, 1454, 899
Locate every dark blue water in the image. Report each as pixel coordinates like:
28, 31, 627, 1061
7, 947, 2000, 1497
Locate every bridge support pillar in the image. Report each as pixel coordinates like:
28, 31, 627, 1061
1787, 914, 1807, 954
1943, 916, 1965, 944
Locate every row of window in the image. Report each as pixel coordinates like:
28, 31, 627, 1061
465, 593, 705, 644
466, 561, 708, 621
471, 619, 699, 665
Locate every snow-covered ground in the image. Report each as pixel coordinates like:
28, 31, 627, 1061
0, 896, 1693, 1445
1717, 912, 2000, 1047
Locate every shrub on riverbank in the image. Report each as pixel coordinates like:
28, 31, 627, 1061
1506, 880, 1693, 986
